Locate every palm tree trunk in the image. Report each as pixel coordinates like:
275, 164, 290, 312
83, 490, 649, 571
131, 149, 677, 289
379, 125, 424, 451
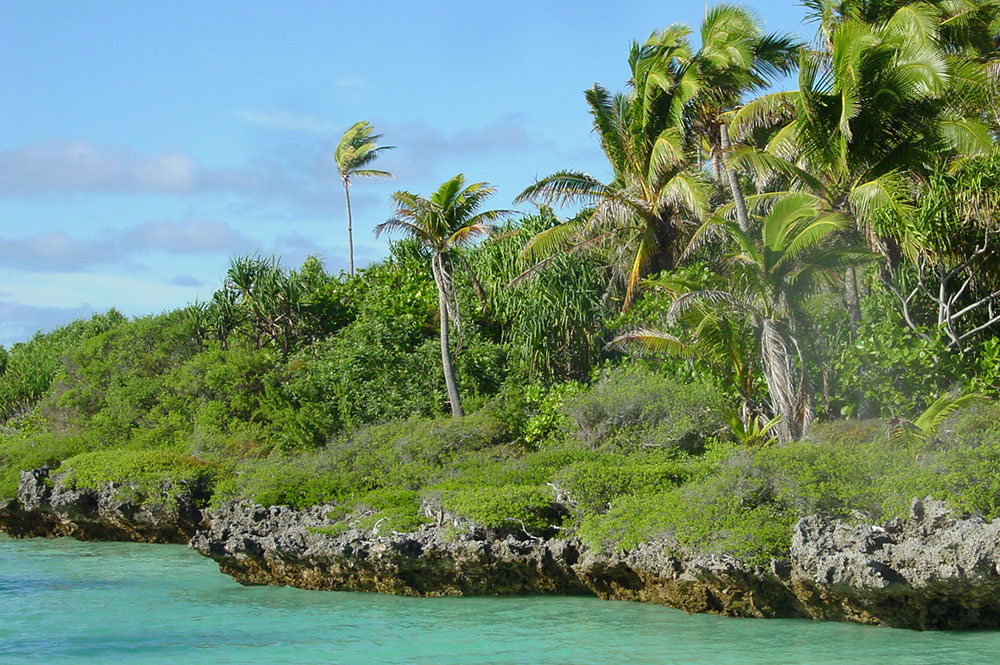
720, 124, 751, 233
760, 319, 800, 442
845, 265, 875, 418
432, 254, 463, 417
342, 178, 355, 277
844, 266, 862, 334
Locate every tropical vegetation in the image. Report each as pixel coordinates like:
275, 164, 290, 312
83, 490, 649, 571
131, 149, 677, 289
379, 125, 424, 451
4, 0, 1000, 566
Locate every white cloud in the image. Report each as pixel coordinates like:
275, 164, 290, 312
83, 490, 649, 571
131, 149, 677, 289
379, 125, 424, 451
238, 111, 337, 134
0, 138, 349, 215
375, 115, 552, 181
0, 140, 254, 197
0, 232, 119, 271
0, 301, 98, 348
335, 77, 367, 89
169, 274, 204, 287
0, 219, 257, 272
120, 219, 256, 254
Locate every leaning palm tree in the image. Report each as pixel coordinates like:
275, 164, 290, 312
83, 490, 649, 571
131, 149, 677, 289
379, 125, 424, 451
516, 34, 710, 310
375, 175, 508, 417
613, 193, 870, 441
334, 121, 395, 276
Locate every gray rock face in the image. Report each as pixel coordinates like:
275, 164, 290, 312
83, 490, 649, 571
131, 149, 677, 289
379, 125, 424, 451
190, 497, 1000, 630
0, 467, 207, 543
190, 500, 795, 618
789, 498, 1000, 629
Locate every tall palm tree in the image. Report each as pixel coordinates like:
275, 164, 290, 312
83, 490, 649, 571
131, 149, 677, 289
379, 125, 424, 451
516, 8, 797, 310
645, 4, 800, 232
375, 175, 508, 417
516, 33, 709, 310
614, 193, 870, 441
335, 121, 395, 277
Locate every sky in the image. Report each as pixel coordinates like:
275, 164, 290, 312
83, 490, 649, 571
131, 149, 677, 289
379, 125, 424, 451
0, 0, 807, 347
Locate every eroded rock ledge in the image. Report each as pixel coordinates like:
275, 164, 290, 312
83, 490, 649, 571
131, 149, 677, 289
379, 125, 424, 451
0, 467, 207, 543
189, 497, 1000, 630
5, 467, 1000, 630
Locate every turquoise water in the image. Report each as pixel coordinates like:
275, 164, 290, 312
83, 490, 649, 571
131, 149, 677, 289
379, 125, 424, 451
3, 535, 1000, 665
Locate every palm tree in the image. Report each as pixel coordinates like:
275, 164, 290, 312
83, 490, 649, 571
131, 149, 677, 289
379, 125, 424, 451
334, 121, 395, 277
613, 193, 870, 441
375, 175, 508, 417
516, 34, 709, 310
731, 2, 992, 338
645, 4, 800, 232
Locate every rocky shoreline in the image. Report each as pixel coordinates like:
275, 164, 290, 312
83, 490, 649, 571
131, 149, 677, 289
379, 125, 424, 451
0, 467, 206, 544
4, 467, 1000, 630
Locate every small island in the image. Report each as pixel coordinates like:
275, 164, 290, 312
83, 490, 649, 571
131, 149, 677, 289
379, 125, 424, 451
4, 0, 1000, 633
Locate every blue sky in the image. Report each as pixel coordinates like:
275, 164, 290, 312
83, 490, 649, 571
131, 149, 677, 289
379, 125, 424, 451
0, 0, 806, 346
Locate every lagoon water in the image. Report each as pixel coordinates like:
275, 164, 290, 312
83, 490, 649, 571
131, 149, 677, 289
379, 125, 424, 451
2, 534, 1000, 665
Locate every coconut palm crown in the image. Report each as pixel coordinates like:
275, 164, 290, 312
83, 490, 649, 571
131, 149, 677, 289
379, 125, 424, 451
335, 121, 395, 276
515, 35, 709, 311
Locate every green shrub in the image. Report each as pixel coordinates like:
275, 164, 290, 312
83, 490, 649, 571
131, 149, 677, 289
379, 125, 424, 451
437, 484, 561, 533
929, 403, 1000, 518
212, 454, 363, 509
55, 449, 216, 493
319, 488, 431, 535
561, 366, 726, 449
554, 453, 696, 515
0, 432, 93, 499
51, 310, 206, 445
213, 412, 507, 509
578, 471, 796, 565
830, 307, 966, 419
0, 311, 127, 422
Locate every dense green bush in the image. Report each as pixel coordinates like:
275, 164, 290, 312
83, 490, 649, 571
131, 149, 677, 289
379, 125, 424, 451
436, 484, 561, 533
578, 485, 795, 566
0, 311, 127, 422
929, 404, 1000, 518
576, 411, 1000, 564
212, 452, 363, 509
561, 366, 727, 449
0, 432, 94, 499
52, 310, 206, 444
213, 411, 506, 509
55, 449, 216, 492
341, 488, 431, 534
554, 453, 697, 515
575, 441, 795, 564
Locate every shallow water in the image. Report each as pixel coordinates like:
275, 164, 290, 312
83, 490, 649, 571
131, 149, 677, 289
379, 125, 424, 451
2, 534, 999, 664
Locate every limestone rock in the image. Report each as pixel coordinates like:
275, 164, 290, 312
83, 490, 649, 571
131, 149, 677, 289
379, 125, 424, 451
0, 466, 207, 543
788, 498, 1000, 629
190, 496, 1000, 629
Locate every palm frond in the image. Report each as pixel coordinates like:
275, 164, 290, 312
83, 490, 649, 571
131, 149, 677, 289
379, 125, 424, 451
912, 392, 985, 434
730, 91, 800, 139
514, 171, 610, 206
351, 169, 394, 179
518, 218, 585, 263
605, 328, 697, 358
